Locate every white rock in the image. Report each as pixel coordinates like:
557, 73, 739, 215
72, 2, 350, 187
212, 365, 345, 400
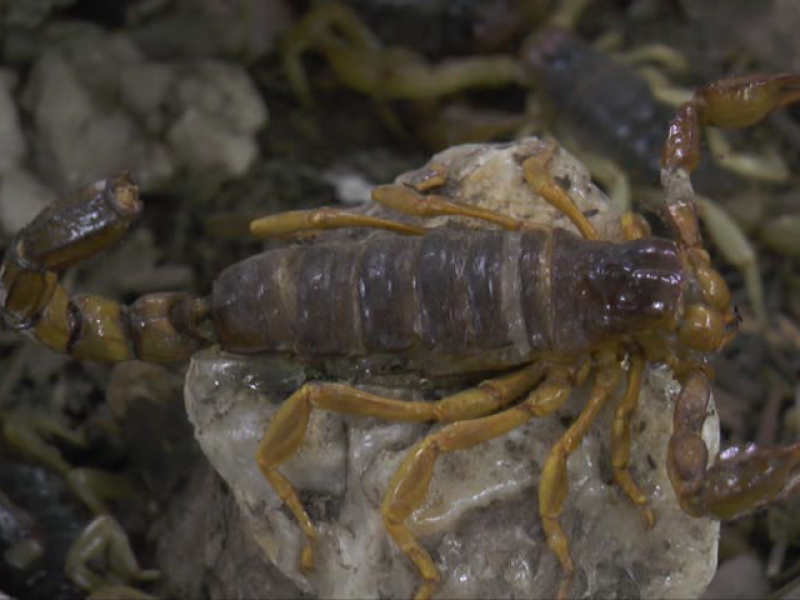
167, 109, 260, 177
166, 60, 268, 176
0, 169, 55, 235
22, 25, 266, 190
702, 553, 769, 600
172, 60, 267, 134
24, 50, 174, 189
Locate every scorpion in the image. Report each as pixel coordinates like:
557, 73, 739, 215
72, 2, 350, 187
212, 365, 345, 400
4, 74, 800, 599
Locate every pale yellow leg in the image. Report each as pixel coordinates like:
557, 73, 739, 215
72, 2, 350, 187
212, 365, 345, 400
539, 355, 623, 600
381, 368, 574, 600
611, 354, 655, 528
2, 406, 85, 475
522, 144, 600, 240
66, 515, 159, 593
706, 127, 790, 183
66, 468, 140, 516
256, 365, 546, 572
615, 44, 688, 74
280, 1, 381, 106
635, 66, 694, 107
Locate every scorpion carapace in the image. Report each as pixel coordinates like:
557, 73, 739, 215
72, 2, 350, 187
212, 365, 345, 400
4, 74, 800, 600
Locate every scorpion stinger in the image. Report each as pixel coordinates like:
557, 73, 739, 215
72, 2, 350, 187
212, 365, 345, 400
659, 74, 800, 524
0, 173, 214, 363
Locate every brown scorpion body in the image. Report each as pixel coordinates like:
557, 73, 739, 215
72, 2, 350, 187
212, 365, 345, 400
5, 73, 800, 600
214, 228, 682, 368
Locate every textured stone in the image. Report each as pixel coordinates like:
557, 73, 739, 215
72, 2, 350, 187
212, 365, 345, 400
22, 24, 267, 191
0, 169, 55, 235
0, 70, 26, 174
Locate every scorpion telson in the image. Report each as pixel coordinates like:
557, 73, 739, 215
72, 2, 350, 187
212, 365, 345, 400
4, 74, 800, 600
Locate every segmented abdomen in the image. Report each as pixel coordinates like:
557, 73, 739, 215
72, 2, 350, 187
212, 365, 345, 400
211, 228, 683, 363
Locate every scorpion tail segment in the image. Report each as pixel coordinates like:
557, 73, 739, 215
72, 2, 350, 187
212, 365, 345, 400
1, 173, 213, 361
1, 173, 142, 330
6, 283, 211, 363
668, 371, 800, 520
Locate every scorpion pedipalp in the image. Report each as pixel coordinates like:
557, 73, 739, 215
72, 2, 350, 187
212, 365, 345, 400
669, 371, 800, 521
659, 72, 800, 527
661, 73, 800, 255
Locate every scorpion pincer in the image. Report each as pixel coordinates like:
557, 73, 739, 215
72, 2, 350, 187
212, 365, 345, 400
4, 74, 800, 599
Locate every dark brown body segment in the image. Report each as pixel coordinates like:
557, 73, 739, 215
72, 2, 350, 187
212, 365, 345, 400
550, 230, 684, 354
212, 228, 684, 362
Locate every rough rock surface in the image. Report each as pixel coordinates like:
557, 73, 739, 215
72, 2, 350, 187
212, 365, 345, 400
0, 169, 55, 236
0, 70, 26, 174
21, 23, 268, 191
183, 138, 720, 599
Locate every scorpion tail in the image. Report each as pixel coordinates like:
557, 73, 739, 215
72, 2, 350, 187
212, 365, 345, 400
668, 371, 800, 520
0, 174, 213, 362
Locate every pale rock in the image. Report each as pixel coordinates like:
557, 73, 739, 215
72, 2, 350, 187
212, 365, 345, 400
23, 47, 174, 189
0, 169, 55, 235
22, 25, 267, 190
701, 553, 769, 600
165, 61, 268, 176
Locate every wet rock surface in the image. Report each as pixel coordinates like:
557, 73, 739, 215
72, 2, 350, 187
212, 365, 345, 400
182, 139, 720, 599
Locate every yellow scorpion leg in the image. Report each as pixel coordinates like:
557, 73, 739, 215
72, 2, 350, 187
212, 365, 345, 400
381, 367, 574, 600
372, 184, 552, 231
250, 206, 428, 238
256, 364, 546, 573
611, 354, 655, 528
371, 183, 533, 231
539, 354, 623, 600
280, 1, 382, 106
522, 143, 600, 240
